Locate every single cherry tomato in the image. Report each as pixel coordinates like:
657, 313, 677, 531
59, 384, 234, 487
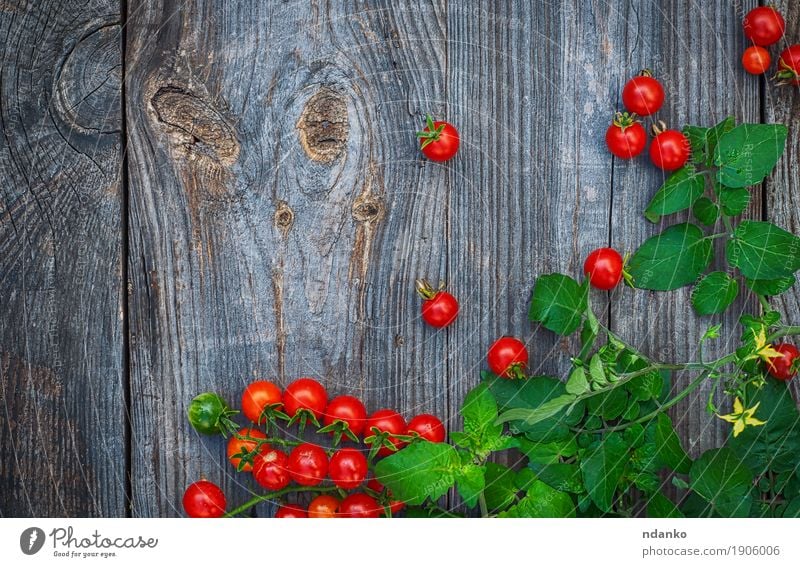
283, 377, 328, 420
323, 395, 367, 438
487, 336, 528, 379
649, 122, 690, 171
416, 279, 459, 328
364, 409, 407, 457
241, 380, 282, 424
187, 392, 231, 435
252, 449, 291, 491
227, 428, 269, 472
622, 70, 665, 117
766, 343, 800, 381
287, 443, 328, 486
367, 478, 406, 515
339, 493, 382, 518
407, 414, 446, 443
776, 45, 800, 86
584, 247, 624, 290
743, 6, 785, 47
741, 46, 772, 75
417, 115, 460, 161
308, 494, 340, 518
328, 448, 368, 489
275, 503, 307, 518
605, 112, 647, 159
182, 480, 226, 518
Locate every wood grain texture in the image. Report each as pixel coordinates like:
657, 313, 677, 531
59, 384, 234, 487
766, 1, 800, 405
125, 0, 452, 516
0, 0, 125, 516
2, 0, 799, 517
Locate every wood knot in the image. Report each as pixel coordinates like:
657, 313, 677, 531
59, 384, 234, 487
150, 86, 239, 166
274, 200, 294, 233
53, 22, 122, 135
297, 89, 349, 163
352, 195, 384, 222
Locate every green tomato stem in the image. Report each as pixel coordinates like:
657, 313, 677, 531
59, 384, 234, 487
224, 485, 337, 518
478, 491, 489, 518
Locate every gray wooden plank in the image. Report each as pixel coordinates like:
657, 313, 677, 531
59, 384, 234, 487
0, 0, 126, 516
126, 0, 450, 516
446, 0, 618, 505
609, 0, 760, 499
766, 2, 800, 405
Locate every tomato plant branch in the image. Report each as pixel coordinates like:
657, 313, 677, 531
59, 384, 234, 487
224, 485, 338, 518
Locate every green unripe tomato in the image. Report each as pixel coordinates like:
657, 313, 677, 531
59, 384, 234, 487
188, 392, 229, 435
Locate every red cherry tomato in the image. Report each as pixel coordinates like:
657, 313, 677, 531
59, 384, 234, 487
776, 45, 800, 86
766, 343, 799, 381
183, 480, 226, 518
227, 428, 268, 472
583, 247, 624, 290
407, 414, 446, 443
241, 380, 282, 424
365, 409, 407, 457
323, 395, 367, 438
743, 6, 785, 47
275, 503, 307, 518
605, 112, 647, 159
252, 449, 291, 491
308, 495, 339, 518
416, 279, 459, 328
622, 71, 665, 117
417, 115, 460, 161
328, 448, 369, 490
741, 46, 772, 75
649, 125, 690, 171
287, 443, 328, 486
339, 493, 382, 518
487, 336, 528, 379
367, 478, 406, 515
283, 377, 328, 419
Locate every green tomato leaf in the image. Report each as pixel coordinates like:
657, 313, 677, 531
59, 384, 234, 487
483, 463, 518, 512
628, 223, 714, 291
683, 125, 710, 165
718, 185, 751, 216
689, 448, 753, 517
455, 383, 506, 457
374, 441, 460, 505
566, 366, 590, 395
692, 196, 719, 227
498, 480, 575, 518
653, 413, 691, 474
518, 437, 578, 465
691, 271, 739, 316
644, 166, 705, 223
529, 274, 588, 336
527, 462, 584, 493
728, 379, 800, 475
455, 463, 485, 508
744, 275, 796, 296
714, 123, 788, 188
727, 221, 800, 280
586, 388, 628, 421
580, 433, 630, 513
647, 492, 685, 518
488, 376, 584, 443
497, 394, 577, 428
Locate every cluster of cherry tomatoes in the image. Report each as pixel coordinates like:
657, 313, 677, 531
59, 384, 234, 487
604, 70, 690, 171
739, 6, 799, 84
183, 377, 445, 518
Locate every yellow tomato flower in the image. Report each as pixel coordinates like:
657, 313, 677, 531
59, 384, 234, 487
717, 397, 766, 438
749, 328, 782, 364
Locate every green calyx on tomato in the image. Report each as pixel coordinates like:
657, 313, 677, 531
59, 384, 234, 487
187, 392, 238, 436
416, 114, 447, 149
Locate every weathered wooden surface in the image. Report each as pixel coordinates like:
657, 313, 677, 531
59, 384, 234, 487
0, 0, 126, 516
1, 0, 798, 516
